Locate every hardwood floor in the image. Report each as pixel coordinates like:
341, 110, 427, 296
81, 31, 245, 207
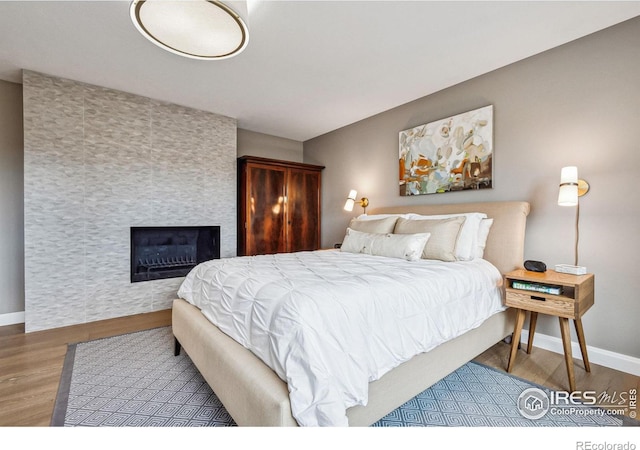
1, 310, 637, 426
0, 310, 171, 426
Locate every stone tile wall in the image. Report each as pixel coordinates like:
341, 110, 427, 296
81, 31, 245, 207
23, 71, 237, 331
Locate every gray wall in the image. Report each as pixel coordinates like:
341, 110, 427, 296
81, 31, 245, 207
23, 71, 237, 332
238, 128, 303, 162
305, 18, 640, 358
0, 80, 24, 318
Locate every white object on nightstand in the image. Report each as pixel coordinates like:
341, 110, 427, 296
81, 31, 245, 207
555, 264, 587, 275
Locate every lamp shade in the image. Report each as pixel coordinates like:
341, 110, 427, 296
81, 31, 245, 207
560, 166, 578, 184
558, 166, 579, 206
344, 189, 357, 211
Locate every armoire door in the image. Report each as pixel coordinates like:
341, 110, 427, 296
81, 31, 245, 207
238, 156, 324, 256
244, 163, 287, 255
286, 168, 321, 252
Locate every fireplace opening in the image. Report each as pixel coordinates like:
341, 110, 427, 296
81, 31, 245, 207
130, 226, 220, 283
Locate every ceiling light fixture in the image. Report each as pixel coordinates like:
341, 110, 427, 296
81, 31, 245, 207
130, 0, 249, 60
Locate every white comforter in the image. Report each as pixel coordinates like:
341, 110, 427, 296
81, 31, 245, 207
177, 250, 505, 426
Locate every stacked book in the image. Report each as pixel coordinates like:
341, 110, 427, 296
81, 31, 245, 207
511, 280, 562, 295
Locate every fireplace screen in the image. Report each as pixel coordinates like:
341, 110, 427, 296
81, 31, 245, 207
130, 226, 220, 283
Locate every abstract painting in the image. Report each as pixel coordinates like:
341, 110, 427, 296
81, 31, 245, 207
399, 105, 493, 196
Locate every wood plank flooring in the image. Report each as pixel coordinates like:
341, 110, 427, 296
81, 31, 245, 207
1, 310, 637, 426
0, 310, 171, 426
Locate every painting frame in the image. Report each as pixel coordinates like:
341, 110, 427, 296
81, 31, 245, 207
399, 105, 493, 196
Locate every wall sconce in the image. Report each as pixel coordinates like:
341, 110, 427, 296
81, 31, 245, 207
344, 189, 369, 214
557, 166, 590, 266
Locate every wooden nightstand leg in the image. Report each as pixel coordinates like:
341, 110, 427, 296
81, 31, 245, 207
559, 317, 577, 392
507, 309, 526, 373
527, 312, 538, 354
574, 318, 591, 372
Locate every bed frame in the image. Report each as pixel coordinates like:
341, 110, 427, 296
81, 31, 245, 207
172, 201, 530, 426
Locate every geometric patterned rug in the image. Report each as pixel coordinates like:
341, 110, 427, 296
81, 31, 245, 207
52, 326, 636, 427
53, 327, 234, 427
372, 363, 627, 427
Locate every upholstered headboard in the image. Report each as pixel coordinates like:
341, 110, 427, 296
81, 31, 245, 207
369, 201, 530, 275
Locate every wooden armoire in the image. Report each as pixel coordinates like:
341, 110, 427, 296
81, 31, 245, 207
238, 156, 324, 256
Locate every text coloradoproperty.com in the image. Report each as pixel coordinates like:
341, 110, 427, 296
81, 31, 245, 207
551, 407, 629, 416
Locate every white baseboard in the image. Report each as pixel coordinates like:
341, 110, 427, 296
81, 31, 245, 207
520, 329, 640, 377
0, 311, 25, 327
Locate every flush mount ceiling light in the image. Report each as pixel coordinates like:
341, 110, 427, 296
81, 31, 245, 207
130, 0, 249, 60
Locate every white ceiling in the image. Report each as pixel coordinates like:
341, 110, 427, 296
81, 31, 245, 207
1, 1, 639, 141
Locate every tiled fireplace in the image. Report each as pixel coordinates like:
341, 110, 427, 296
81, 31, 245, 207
23, 71, 237, 332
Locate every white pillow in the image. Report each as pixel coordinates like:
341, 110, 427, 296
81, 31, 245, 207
348, 216, 398, 234
473, 218, 494, 259
341, 228, 430, 261
355, 213, 412, 221
393, 216, 465, 262
406, 212, 487, 260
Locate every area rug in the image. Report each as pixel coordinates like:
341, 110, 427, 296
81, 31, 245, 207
52, 326, 635, 427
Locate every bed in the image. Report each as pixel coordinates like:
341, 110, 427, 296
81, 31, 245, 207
172, 200, 530, 426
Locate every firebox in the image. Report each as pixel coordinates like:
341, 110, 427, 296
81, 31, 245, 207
130, 226, 220, 283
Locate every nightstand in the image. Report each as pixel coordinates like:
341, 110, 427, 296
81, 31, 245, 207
504, 269, 595, 392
